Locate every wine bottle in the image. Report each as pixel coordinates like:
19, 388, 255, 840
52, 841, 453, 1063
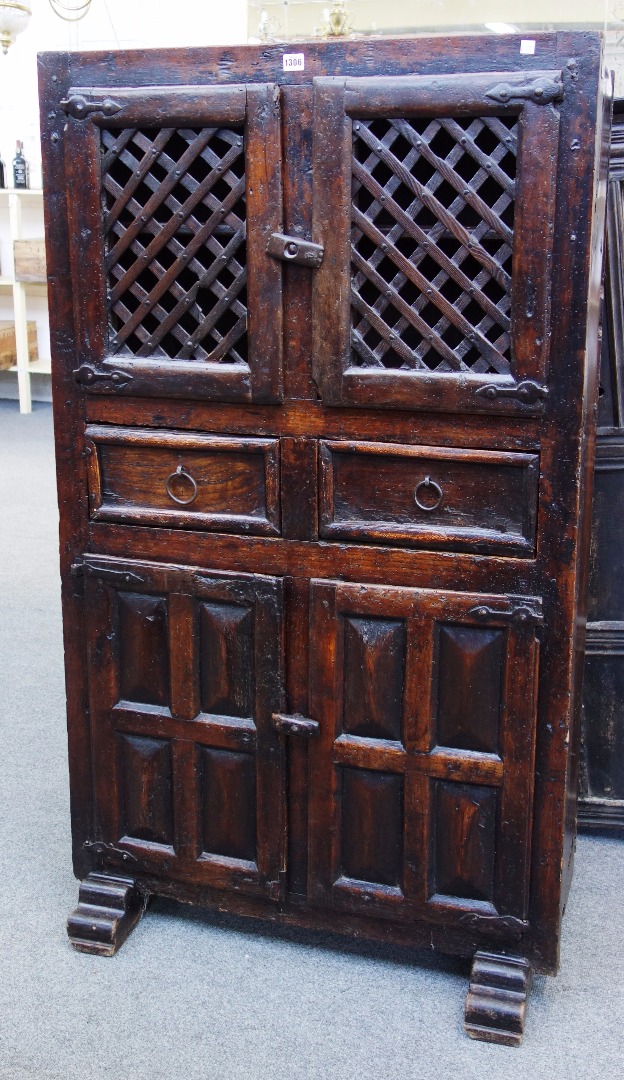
0, 153, 5, 189
13, 141, 28, 189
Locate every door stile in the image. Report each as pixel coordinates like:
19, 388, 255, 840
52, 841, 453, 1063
84, 574, 124, 849
311, 78, 351, 404
64, 118, 108, 378
403, 613, 434, 905
245, 83, 284, 402
494, 627, 540, 917
308, 580, 343, 903
510, 102, 559, 386
251, 576, 288, 893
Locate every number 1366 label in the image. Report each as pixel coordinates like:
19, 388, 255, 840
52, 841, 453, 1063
283, 53, 305, 71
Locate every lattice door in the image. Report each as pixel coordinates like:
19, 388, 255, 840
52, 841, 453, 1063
63, 83, 284, 402
312, 72, 562, 414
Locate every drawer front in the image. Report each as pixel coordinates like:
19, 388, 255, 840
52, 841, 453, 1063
85, 425, 280, 535
319, 440, 538, 556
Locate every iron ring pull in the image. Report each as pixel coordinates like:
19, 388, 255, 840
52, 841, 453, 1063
165, 465, 198, 506
414, 476, 443, 513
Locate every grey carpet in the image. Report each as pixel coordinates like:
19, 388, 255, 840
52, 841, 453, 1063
0, 399, 622, 1079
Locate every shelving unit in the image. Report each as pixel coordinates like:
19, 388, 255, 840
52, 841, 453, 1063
0, 188, 50, 414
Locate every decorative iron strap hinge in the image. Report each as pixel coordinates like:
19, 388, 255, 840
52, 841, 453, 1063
466, 603, 543, 627
84, 564, 146, 586
60, 94, 122, 120
476, 380, 548, 405
83, 840, 138, 864
266, 232, 324, 268
74, 364, 132, 391
485, 76, 563, 106
272, 712, 320, 737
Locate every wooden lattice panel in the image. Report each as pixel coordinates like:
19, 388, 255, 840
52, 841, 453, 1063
101, 126, 247, 364
350, 115, 518, 374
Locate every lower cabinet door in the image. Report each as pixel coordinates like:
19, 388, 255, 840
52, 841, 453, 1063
307, 580, 541, 930
83, 556, 286, 901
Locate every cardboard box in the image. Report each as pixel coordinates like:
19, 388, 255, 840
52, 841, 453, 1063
13, 239, 47, 283
0, 320, 38, 370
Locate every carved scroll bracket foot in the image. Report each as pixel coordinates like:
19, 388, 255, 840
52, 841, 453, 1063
464, 951, 533, 1046
67, 872, 147, 956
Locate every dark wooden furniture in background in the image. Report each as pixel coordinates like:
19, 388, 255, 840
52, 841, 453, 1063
579, 101, 624, 834
39, 34, 608, 1045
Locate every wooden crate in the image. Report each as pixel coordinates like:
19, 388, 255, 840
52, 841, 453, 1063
0, 320, 38, 370
13, 239, 47, 283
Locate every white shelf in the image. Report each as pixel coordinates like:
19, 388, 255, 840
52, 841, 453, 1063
0, 188, 43, 200
0, 187, 50, 413
7, 359, 51, 375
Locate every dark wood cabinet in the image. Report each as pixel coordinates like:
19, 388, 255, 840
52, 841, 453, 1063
579, 104, 624, 832
39, 33, 608, 1046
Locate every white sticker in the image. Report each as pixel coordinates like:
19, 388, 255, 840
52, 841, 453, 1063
283, 52, 305, 71
520, 39, 536, 55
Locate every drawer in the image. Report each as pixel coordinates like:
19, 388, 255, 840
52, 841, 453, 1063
85, 425, 280, 535
319, 440, 538, 556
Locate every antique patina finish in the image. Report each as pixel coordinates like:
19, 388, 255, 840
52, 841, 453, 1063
579, 102, 624, 834
39, 34, 609, 1044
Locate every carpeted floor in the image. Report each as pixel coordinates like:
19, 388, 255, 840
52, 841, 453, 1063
0, 399, 622, 1080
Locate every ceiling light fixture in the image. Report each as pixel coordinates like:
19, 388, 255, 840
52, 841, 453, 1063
48, 0, 94, 21
0, 1, 31, 53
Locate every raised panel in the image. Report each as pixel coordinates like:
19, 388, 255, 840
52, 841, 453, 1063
436, 625, 503, 754
343, 616, 405, 741
340, 768, 403, 888
120, 733, 174, 845
432, 781, 497, 902
118, 591, 169, 707
199, 601, 254, 718
201, 748, 257, 861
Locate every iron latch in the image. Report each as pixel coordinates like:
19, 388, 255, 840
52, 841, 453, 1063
272, 712, 320, 738
266, 232, 324, 268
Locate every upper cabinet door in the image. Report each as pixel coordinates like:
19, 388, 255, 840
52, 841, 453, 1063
62, 84, 284, 402
312, 71, 562, 415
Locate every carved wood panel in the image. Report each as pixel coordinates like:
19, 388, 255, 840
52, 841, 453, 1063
308, 580, 541, 929
82, 556, 286, 899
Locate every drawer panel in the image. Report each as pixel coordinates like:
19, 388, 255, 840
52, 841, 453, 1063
85, 425, 280, 535
319, 440, 538, 556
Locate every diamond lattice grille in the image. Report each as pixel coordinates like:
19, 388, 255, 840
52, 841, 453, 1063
101, 126, 247, 364
350, 115, 518, 374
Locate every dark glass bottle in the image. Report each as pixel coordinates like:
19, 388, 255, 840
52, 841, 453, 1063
0, 154, 5, 189
13, 141, 28, 189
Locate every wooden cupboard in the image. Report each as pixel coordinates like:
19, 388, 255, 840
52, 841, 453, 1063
579, 102, 624, 833
38, 33, 609, 1045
